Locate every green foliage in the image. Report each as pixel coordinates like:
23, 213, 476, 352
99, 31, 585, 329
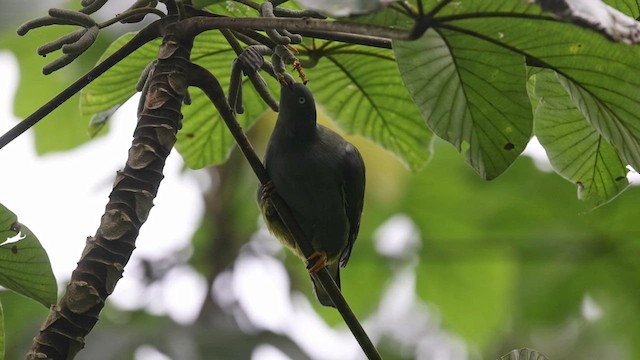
177, 31, 279, 169
395, 29, 532, 179
303, 42, 433, 171
392, 0, 640, 196
7, 0, 640, 358
80, 30, 278, 169
528, 70, 628, 206
76, 0, 640, 203
0, 204, 57, 308
1, 21, 112, 154
80, 34, 159, 116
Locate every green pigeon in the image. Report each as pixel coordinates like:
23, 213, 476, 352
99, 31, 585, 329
258, 81, 366, 307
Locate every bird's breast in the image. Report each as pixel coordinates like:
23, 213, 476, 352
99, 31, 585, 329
266, 140, 349, 257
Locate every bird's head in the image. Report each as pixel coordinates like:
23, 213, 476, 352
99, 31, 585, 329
278, 81, 317, 132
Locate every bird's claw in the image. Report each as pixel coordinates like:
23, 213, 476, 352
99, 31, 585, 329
261, 180, 276, 200
306, 251, 328, 274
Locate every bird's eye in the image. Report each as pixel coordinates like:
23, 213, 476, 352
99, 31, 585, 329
298, 97, 306, 104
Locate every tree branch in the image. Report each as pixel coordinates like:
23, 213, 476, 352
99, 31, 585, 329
191, 8, 391, 49
181, 15, 423, 41
97, 7, 166, 28
187, 63, 382, 360
0, 17, 168, 151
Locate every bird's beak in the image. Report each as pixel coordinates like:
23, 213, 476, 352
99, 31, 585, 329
279, 73, 295, 88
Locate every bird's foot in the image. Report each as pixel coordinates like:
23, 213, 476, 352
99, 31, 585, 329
306, 251, 328, 274
261, 180, 276, 200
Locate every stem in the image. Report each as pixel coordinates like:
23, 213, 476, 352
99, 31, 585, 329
0, 18, 167, 151
97, 7, 166, 28
407, 0, 452, 38
187, 63, 382, 360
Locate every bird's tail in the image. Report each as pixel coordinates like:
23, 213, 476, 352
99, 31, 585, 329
311, 262, 340, 307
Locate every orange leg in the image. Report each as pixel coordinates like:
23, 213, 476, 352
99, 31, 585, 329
306, 251, 328, 274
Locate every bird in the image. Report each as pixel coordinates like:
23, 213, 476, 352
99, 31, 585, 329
257, 80, 366, 307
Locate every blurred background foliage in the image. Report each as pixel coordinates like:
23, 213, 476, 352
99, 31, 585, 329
4, 116, 640, 359
2, 1, 640, 360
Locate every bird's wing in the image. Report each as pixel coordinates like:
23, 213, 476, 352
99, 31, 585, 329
340, 143, 366, 267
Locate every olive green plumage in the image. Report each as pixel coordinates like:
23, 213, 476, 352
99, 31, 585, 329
257, 81, 366, 307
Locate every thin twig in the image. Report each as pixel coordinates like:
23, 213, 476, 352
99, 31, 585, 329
295, 30, 392, 49
97, 7, 166, 28
187, 62, 382, 360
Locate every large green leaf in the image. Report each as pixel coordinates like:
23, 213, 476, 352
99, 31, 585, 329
607, 0, 640, 17
394, 1, 640, 179
528, 70, 628, 206
394, 29, 532, 179
303, 43, 433, 171
557, 71, 640, 173
418, 4, 640, 176
0, 204, 57, 308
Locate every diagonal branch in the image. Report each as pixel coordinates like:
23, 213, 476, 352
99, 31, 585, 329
186, 62, 383, 360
